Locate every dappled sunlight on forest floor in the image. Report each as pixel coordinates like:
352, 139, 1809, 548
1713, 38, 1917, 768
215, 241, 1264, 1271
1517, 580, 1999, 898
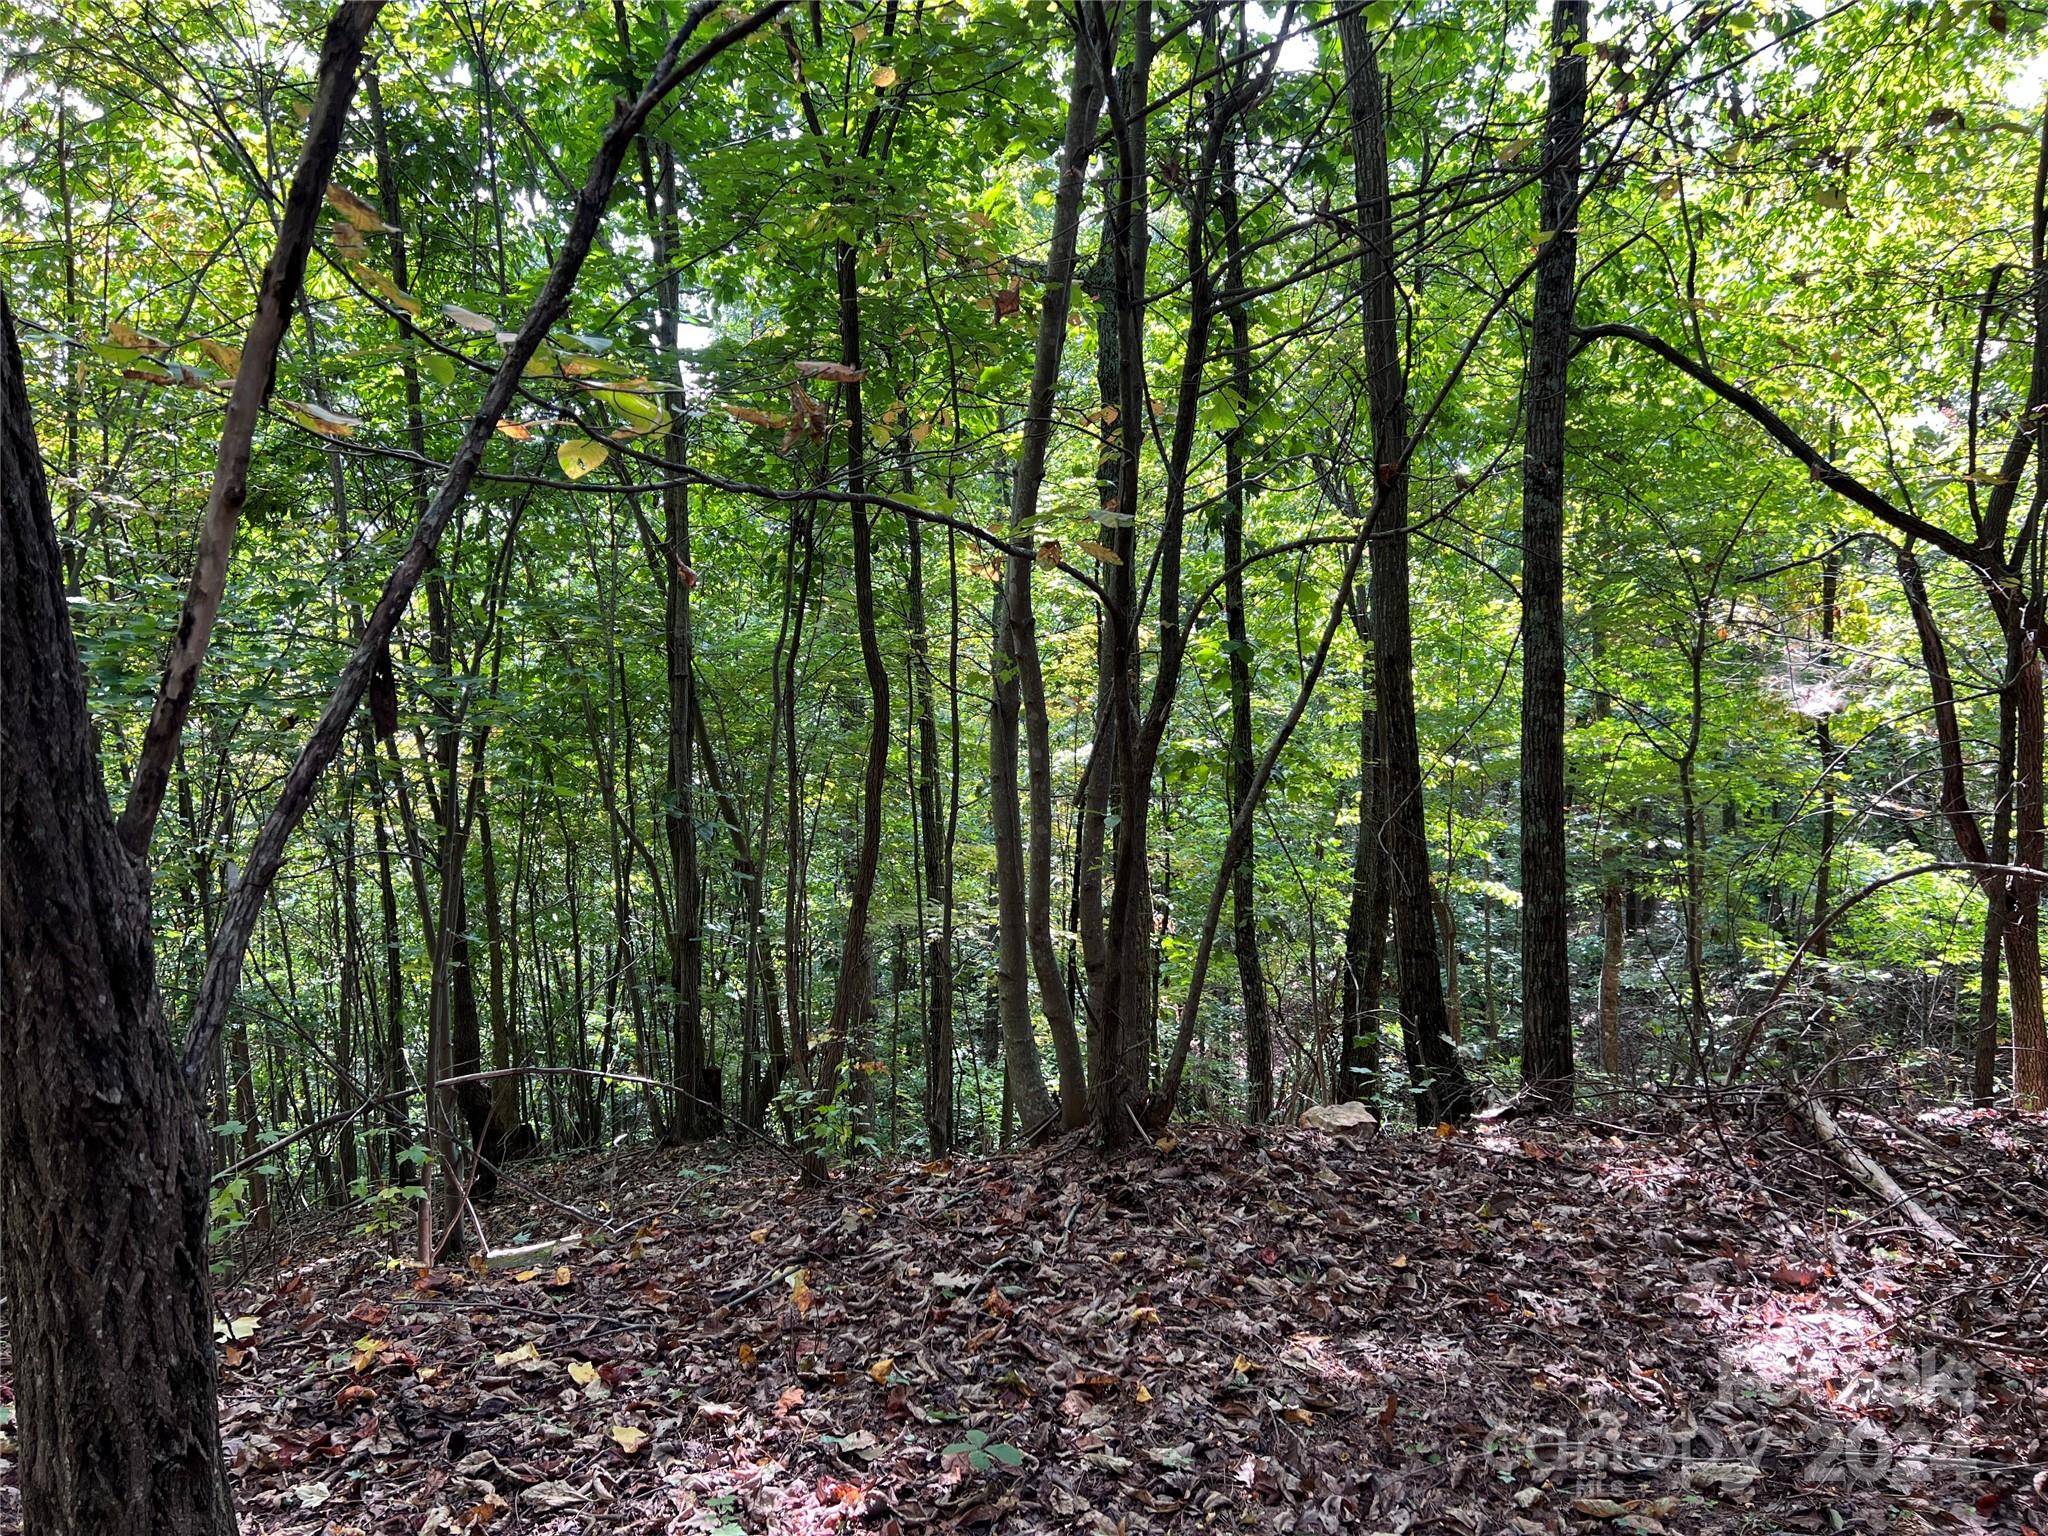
6, 1112, 2046, 1535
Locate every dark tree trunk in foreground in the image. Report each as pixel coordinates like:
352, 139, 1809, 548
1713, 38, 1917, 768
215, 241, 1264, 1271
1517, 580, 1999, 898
1517, 0, 1588, 1114
1338, 2, 1475, 1123
0, 288, 238, 1535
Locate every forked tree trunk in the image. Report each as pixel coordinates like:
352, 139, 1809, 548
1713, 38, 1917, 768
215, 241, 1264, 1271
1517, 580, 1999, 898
0, 289, 239, 1535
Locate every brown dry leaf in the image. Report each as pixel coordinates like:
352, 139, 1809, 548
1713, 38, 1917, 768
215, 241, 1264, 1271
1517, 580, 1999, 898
110, 319, 170, 353
196, 338, 241, 377
794, 360, 867, 383
326, 184, 397, 233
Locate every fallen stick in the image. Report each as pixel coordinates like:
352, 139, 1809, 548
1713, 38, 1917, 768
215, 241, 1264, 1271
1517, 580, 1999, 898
1794, 1093, 1964, 1255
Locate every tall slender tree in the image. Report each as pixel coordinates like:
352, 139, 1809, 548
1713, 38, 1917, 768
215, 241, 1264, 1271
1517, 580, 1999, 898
1518, 0, 1590, 1113
1338, 0, 1476, 1124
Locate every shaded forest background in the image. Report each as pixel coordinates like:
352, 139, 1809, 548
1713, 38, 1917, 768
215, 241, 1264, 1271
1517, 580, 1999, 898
4, 0, 2046, 1246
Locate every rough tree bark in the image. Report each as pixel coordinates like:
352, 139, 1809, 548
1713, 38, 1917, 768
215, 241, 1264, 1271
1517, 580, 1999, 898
1, 285, 241, 1536
1517, 0, 1588, 1114
1338, 1, 1476, 1123
0, 7, 381, 1527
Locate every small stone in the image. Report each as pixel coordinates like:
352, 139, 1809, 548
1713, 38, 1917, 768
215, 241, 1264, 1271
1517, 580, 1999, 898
1298, 1101, 1379, 1134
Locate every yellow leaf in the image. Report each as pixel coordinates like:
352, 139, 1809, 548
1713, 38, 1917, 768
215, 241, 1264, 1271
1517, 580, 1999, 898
851, 21, 871, 41
1391, 1253, 1409, 1269
868, 1357, 894, 1385
350, 263, 421, 316
872, 64, 899, 89
557, 438, 609, 480
281, 399, 362, 437
326, 184, 397, 233
514, 1267, 540, 1282
1077, 540, 1122, 565
610, 1424, 649, 1454
1134, 1381, 1152, 1403
549, 1265, 574, 1288
567, 1361, 600, 1386
737, 1342, 757, 1366
749, 1226, 770, 1243
332, 220, 367, 258
1233, 1354, 1261, 1375
1434, 1120, 1457, 1138
196, 338, 241, 377
492, 1342, 541, 1367
494, 420, 533, 441
110, 319, 170, 354
789, 1268, 815, 1317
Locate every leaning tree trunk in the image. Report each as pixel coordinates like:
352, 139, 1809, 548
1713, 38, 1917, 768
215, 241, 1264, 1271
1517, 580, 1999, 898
0, 288, 238, 1534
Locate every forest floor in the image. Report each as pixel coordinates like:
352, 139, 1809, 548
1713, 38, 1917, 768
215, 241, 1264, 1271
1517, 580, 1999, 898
5, 1103, 2048, 1535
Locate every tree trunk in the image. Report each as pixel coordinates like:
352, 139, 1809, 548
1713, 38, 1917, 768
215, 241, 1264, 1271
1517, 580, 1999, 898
1338, 2, 1475, 1124
1083, 0, 1157, 1150
905, 475, 955, 1154
0, 287, 239, 1535
1977, 655, 2015, 1106
1339, 587, 1388, 1106
2012, 610, 2048, 1106
1599, 878, 1623, 1074
654, 147, 712, 1140
1220, 130, 1272, 1124
990, 577, 1058, 1132
819, 237, 891, 1110
1517, 0, 1588, 1113
1812, 551, 1839, 1072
